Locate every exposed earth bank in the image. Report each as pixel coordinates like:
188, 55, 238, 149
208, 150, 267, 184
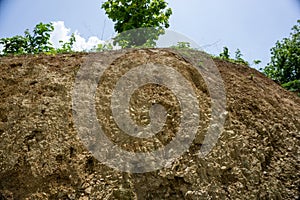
0, 49, 299, 199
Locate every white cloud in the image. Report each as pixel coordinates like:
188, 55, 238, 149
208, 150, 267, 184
50, 21, 104, 51
50, 21, 71, 48
72, 32, 104, 51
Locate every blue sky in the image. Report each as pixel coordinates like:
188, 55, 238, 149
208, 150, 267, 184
0, 0, 299, 69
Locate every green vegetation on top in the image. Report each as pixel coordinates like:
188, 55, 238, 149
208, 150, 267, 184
101, 0, 172, 48
0, 22, 76, 55
215, 46, 261, 67
262, 20, 300, 96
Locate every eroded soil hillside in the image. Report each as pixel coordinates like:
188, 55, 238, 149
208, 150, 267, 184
0, 49, 299, 199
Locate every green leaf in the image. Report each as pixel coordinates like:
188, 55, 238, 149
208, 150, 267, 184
101, 0, 172, 48
262, 20, 300, 83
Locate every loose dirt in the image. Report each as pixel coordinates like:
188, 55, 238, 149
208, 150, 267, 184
0, 49, 299, 199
